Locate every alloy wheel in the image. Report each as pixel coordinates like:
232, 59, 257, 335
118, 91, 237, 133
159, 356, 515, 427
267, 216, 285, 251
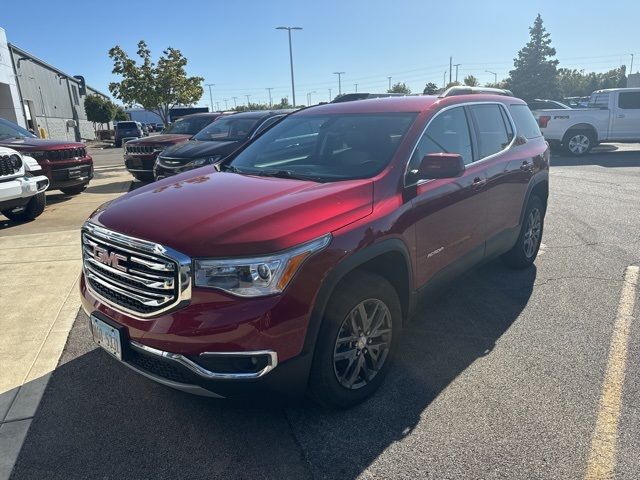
568, 134, 590, 154
333, 298, 392, 390
523, 208, 542, 259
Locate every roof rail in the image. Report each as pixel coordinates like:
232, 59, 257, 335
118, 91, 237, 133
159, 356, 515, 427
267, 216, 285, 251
439, 86, 514, 98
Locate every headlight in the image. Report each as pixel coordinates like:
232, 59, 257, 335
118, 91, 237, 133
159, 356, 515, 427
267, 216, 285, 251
9, 154, 22, 169
189, 155, 223, 167
194, 234, 331, 297
27, 151, 46, 161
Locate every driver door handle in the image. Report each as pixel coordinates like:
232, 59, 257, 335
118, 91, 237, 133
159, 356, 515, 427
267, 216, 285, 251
471, 177, 487, 190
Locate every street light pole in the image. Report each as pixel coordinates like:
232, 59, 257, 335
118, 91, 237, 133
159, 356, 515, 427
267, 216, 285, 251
205, 83, 215, 112
334, 72, 345, 95
454, 64, 461, 83
630, 54, 635, 75
245, 94, 251, 107
215, 101, 220, 111
486, 70, 497, 84
306, 91, 316, 105
443, 71, 447, 88
232, 97, 238, 108
328, 88, 332, 102
266, 87, 273, 107
354, 84, 358, 93
224, 99, 228, 110
276, 26, 303, 107
387, 76, 392, 90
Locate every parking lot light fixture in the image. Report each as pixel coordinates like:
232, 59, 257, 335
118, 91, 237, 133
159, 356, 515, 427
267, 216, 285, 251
486, 70, 497, 84
334, 72, 345, 96
276, 26, 303, 107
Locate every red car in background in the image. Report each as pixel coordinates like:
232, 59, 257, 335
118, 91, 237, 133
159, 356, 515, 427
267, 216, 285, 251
81, 90, 549, 407
0, 118, 93, 195
124, 113, 226, 182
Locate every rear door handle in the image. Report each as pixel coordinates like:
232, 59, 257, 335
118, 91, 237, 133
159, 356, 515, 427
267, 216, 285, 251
617, 114, 625, 118
520, 161, 534, 172
471, 177, 487, 190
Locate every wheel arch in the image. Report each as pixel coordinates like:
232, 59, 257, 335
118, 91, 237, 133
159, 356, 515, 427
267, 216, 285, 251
518, 173, 549, 226
563, 123, 598, 143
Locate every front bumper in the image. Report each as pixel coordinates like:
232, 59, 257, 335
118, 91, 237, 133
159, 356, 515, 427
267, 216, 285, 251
0, 174, 49, 210
40, 157, 93, 189
124, 153, 158, 174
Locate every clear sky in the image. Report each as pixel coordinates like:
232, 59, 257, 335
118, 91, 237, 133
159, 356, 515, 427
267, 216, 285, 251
3, 0, 638, 107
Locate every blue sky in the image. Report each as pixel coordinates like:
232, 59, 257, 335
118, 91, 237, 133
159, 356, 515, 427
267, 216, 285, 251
3, 0, 639, 106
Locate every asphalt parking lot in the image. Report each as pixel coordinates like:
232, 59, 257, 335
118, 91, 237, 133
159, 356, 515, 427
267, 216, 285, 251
4, 144, 640, 479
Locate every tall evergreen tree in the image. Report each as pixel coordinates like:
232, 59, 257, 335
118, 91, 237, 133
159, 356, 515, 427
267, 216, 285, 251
509, 14, 558, 101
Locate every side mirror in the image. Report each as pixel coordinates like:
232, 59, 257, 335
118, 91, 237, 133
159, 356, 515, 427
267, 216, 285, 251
417, 153, 465, 179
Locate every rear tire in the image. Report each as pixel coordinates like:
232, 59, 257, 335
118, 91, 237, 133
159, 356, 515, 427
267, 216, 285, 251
2, 192, 46, 221
502, 195, 544, 269
308, 271, 401, 409
60, 184, 87, 195
562, 130, 594, 156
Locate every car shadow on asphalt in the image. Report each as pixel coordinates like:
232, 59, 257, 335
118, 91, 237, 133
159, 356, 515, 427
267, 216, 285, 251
10, 261, 536, 480
552, 148, 640, 168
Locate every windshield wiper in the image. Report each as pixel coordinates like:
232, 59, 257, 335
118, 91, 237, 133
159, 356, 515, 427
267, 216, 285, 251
251, 169, 325, 182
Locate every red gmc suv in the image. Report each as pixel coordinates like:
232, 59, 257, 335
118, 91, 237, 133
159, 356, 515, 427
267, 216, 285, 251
80, 92, 549, 408
0, 118, 93, 195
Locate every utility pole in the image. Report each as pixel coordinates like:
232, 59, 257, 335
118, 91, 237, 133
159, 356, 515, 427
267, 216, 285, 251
245, 94, 251, 107
486, 70, 497, 84
223, 99, 228, 110
328, 88, 332, 102
307, 91, 316, 105
631, 54, 635, 75
276, 26, 303, 107
215, 101, 220, 111
333, 72, 345, 95
354, 84, 358, 93
454, 64, 461, 83
232, 97, 238, 108
443, 70, 447, 88
205, 83, 215, 112
387, 76, 392, 90
266, 87, 273, 106
449, 56, 452, 84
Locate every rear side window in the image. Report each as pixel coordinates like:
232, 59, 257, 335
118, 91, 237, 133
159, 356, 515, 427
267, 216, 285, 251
408, 106, 473, 173
588, 93, 610, 109
116, 122, 137, 129
468, 104, 511, 158
618, 92, 640, 109
509, 104, 542, 139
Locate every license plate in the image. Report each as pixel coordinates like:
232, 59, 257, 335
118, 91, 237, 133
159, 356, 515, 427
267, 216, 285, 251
68, 167, 82, 179
90, 315, 123, 360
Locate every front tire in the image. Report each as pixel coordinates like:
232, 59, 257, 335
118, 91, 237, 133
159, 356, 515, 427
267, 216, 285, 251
60, 184, 87, 195
308, 271, 401, 408
563, 130, 594, 156
2, 192, 46, 221
502, 195, 544, 269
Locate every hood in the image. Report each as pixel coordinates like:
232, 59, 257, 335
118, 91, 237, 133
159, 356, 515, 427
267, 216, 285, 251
160, 139, 239, 159
91, 169, 373, 257
126, 134, 191, 146
0, 138, 85, 150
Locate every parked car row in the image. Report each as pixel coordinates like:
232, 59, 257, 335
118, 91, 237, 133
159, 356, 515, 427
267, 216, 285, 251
124, 109, 295, 182
81, 88, 550, 407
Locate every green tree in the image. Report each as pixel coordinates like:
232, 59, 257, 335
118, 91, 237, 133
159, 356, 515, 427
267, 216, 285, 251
114, 106, 128, 121
557, 66, 627, 98
509, 14, 558, 101
463, 75, 479, 87
108, 40, 204, 126
445, 81, 460, 89
387, 82, 411, 94
84, 94, 116, 131
423, 82, 439, 94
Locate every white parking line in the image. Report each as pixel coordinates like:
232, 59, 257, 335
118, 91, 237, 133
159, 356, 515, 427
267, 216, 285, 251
584, 265, 639, 480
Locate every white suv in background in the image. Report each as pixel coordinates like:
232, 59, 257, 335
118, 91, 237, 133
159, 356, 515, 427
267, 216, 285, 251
0, 147, 49, 221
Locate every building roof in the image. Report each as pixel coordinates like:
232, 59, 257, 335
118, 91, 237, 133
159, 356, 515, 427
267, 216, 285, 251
8, 43, 110, 98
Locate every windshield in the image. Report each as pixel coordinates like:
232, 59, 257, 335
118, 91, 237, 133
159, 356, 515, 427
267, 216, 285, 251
227, 113, 417, 182
164, 116, 216, 135
116, 122, 138, 129
193, 116, 261, 142
0, 118, 37, 140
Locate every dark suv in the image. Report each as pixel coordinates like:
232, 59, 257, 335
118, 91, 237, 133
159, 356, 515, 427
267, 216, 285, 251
0, 118, 93, 195
124, 113, 225, 182
114, 121, 143, 148
80, 94, 548, 407
153, 110, 294, 180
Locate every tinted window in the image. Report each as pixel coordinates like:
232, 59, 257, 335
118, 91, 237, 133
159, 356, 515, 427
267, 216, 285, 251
116, 122, 138, 130
509, 104, 542, 139
253, 116, 283, 136
618, 92, 640, 109
164, 116, 217, 135
469, 104, 511, 158
0, 118, 37, 140
408, 106, 473, 177
194, 116, 262, 142
228, 113, 416, 182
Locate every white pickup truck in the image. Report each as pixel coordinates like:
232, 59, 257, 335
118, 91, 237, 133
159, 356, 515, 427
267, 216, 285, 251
535, 88, 640, 156
0, 146, 49, 221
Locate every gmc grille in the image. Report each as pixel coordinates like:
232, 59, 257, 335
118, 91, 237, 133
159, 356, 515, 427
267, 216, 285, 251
126, 145, 155, 155
81, 225, 191, 317
47, 147, 87, 161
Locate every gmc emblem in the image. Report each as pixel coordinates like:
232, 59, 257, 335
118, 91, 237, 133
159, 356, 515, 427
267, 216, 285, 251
92, 245, 127, 272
